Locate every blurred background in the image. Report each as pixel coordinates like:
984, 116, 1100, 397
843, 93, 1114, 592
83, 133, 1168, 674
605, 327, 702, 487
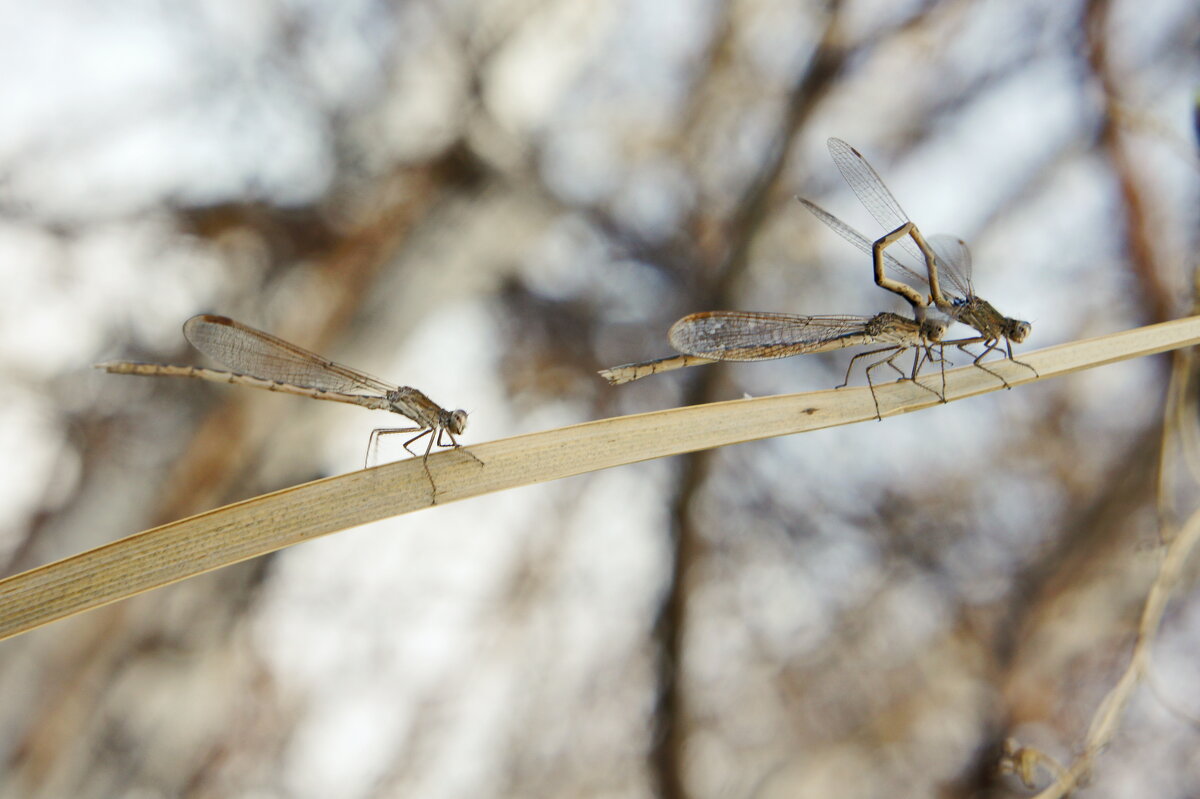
1, 0, 1198, 796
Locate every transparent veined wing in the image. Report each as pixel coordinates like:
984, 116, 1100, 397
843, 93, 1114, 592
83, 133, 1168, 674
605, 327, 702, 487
827, 138, 930, 269
797, 198, 928, 287
668, 311, 884, 361
927, 234, 975, 302
183, 314, 397, 396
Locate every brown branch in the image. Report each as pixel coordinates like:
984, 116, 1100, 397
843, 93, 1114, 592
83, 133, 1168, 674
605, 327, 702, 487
1085, 0, 1174, 325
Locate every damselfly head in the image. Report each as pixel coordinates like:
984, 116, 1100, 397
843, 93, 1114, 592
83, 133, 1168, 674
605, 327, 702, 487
919, 318, 947, 343
1005, 319, 1031, 343
445, 409, 468, 435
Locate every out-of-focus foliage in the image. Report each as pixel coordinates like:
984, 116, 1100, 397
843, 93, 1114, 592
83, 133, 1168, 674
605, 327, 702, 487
0, 0, 1198, 797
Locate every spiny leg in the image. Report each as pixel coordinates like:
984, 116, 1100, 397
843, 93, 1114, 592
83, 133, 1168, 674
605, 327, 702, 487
839, 346, 901, 390
863, 348, 943, 419
883, 350, 909, 381
1004, 338, 1040, 378
367, 425, 439, 501
936, 344, 949, 400
909, 344, 930, 380
863, 350, 911, 420
402, 427, 440, 502
933, 345, 947, 401
957, 341, 1011, 388
909, 344, 947, 402
931, 344, 951, 401
863, 357, 886, 421
365, 425, 422, 469
399, 427, 433, 458
437, 428, 485, 468
967, 338, 1037, 383
845, 346, 941, 418
911, 342, 950, 376
880, 348, 943, 403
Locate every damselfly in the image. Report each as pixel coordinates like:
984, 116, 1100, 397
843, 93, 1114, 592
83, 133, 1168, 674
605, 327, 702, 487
799, 138, 1035, 382
601, 311, 951, 418
96, 315, 476, 497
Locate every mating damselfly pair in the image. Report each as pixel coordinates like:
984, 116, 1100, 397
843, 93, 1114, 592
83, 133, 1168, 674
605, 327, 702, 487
600, 138, 1035, 417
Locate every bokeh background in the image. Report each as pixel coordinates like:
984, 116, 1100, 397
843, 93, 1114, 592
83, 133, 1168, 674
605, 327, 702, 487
1, 0, 1199, 797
